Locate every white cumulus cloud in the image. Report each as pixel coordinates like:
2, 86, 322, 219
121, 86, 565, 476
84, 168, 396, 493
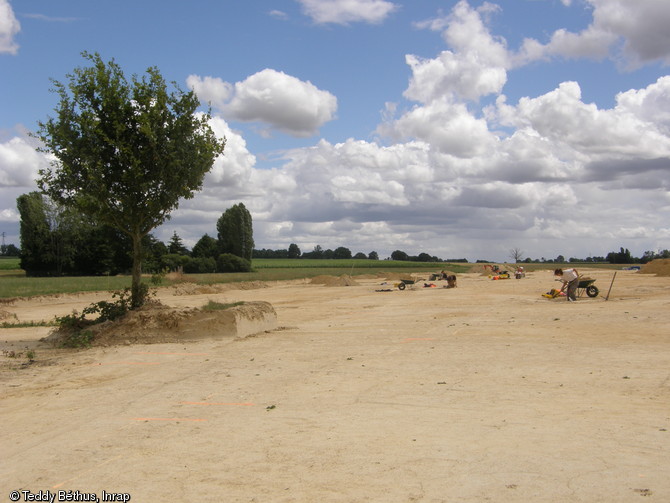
0, 0, 20, 54
409, 1, 508, 102
0, 136, 46, 187
188, 70, 337, 138
297, 0, 398, 25
514, 0, 670, 68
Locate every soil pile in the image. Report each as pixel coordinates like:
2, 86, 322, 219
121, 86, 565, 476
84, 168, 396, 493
43, 301, 277, 346
469, 264, 512, 275
170, 281, 269, 296
467, 264, 493, 275
639, 258, 670, 276
378, 272, 415, 281
310, 275, 360, 286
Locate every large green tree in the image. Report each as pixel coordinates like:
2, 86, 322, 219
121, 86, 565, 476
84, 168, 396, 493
34, 52, 225, 306
216, 203, 254, 262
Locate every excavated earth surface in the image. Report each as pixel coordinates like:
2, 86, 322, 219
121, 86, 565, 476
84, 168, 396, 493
1, 268, 669, 502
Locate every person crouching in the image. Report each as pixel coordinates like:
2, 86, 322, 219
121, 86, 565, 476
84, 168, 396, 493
554, 268, 578, 302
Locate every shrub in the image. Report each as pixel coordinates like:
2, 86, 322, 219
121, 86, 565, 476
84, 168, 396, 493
53, 285, 154, 348
60, 330, 95, 348
183, 256, 217, 274
216, 253, 252, 273
160, 253, 190, 272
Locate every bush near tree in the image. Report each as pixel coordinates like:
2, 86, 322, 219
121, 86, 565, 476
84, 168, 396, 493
183, 257, 217, 274
217, 253, 252, 273
192, 234, 218, 259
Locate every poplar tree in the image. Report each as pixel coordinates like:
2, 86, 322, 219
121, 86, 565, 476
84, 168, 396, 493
216, 203, 254, 262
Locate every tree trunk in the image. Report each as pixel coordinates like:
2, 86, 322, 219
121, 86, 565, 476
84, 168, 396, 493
131, 231, 144, 309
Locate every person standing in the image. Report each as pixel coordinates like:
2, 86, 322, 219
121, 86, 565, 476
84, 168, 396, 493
554, 268, 579, 302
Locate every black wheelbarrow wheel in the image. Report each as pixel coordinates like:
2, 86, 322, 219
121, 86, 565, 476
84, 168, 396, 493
398, 282, 406, 290
586, 285, 599, 297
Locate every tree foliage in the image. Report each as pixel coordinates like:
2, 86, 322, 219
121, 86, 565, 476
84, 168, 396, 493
333, 246, 352, 259
216, 253, 252, 273
607, 247, 634, 264
16, 191, 127, 276
17, 192, 56, 275
0, 244, 20, 256
167, 231, 189, 255
391, 250, 409, 261
217, 203, 254, 262
191, 234, 218, 258
288, 243, 301, 259
34, 52, 225, 306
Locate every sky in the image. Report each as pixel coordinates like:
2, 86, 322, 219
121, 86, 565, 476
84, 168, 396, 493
1, 0, 669, 262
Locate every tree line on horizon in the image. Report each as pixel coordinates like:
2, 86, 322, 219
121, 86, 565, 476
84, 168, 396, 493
11, 199, 670, 276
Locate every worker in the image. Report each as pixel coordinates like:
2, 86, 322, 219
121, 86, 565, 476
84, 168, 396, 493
554, 268, 579, 302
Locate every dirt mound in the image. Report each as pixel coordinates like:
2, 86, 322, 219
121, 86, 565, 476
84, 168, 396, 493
468, 264, 492, 274
468, 264, 517, 276
310, 275, 360, 287
169, 280, 269, 296
639, 258, 670, 276
171, 283, 221, 295
42, 301, 277, 347
378, 272, 415, 281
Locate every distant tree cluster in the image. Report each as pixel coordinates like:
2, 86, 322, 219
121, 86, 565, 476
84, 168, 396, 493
17, 192, 132, 276
17, 192, 255, 276
0, 243, 20, 256
253, 244, 380, 260
251, 246, 471, 263
608, 247, 670, 264
640, 249, 670, 263
389, 250, 464, 262
505, 246, 669, 264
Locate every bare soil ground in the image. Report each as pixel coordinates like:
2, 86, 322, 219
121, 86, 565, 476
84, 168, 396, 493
1, 268, 669, 502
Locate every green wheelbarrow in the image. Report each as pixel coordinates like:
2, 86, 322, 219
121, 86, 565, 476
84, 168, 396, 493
577, 277, 599, 298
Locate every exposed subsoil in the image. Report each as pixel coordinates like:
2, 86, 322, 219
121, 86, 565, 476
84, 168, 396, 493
1, 268, 669, 502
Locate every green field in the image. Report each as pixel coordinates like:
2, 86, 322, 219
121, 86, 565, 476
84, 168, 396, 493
0, 258, 622, 299
0, 257, 20, 270
0, 259, 469, 299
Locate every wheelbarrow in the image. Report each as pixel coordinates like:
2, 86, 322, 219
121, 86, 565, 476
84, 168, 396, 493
395, 279, 415, 290
576, 277, 599, 298
542, 277, 599, 299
